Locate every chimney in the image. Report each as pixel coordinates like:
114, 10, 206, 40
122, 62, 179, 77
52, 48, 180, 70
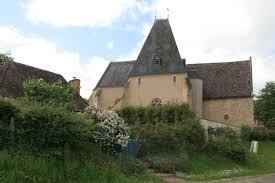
69, 77, 80, 94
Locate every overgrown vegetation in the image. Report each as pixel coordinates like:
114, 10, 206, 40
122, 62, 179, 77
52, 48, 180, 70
0, 96, 161, 182
0, 146, 162, 183
121, 105, 206, 174
24, 79, 76, 111
241, 125, 275, 141
254, 81, 275, 128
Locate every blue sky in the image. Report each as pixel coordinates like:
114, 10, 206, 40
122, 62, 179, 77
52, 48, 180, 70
0, 0, 151, 62
0, 0, 275, 98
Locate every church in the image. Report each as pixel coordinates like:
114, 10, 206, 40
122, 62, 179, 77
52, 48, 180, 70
89, 19, 254, 127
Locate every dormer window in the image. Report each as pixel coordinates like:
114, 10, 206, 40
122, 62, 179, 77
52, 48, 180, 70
154, 56, 161, 65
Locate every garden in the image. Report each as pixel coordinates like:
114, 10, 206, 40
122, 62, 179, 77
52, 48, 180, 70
1, 79, 275, 182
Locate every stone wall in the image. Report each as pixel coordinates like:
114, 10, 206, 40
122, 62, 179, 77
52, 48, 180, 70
202, 97, 254, 127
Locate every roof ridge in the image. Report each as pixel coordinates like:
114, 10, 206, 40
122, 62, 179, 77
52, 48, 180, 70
110, 60, 135, 64
12, 61, 64, 76
187, 60, 250, 66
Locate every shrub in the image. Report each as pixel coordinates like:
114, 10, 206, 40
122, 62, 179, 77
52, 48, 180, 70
208, 136, 247, 162
24, 79, 76, 111
132, 120, 206, 157
0, 97, 19, 123
116, 106, 137, 125
240, 125, 253, 140
85, 106, 130, 152
0, 98, 19, 149
208, 127, 238, 139
117, 155, 145, 176
144, 154, 190, 173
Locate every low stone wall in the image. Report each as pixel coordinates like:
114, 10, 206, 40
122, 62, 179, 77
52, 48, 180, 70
200, 119, 240, 134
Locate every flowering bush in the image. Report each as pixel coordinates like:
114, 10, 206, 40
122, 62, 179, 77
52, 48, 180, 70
85, 106, 130, 151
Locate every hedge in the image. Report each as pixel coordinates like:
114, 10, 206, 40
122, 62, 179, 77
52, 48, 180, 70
116, 103, 196, 125
0, 98, 95, 150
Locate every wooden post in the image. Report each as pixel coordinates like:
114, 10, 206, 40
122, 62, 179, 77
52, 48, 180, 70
10, 116, 14, 144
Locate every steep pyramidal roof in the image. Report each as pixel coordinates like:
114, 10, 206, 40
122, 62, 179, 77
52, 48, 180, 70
130, 19, 186, 76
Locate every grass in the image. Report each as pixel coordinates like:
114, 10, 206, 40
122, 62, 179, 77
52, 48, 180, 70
177, 141, 275, 181
0, 147, 164, 183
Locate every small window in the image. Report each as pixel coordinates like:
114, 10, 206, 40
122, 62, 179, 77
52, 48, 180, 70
138, 78, 141, 85
224, 114, 229, 120
154, 56, 161, 65
173, 75, 176, 82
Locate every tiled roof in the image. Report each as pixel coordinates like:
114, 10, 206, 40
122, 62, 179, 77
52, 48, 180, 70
0, 60, 88, 111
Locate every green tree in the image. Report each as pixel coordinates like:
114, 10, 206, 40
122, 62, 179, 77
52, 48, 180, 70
23, 79, 76, 110
0, 53, 8, 65
255, 81, 275, 128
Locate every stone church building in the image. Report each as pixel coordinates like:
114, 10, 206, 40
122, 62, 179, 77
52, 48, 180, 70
89, 19, 254, 127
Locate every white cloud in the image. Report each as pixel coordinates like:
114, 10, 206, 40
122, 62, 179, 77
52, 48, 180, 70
124, 0, 275, 94
23, 0, 149, 27
106, 41, 114, 50
0, 26, 109, 99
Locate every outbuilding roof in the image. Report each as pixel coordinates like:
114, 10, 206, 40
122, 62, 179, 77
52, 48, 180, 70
95, 61, 134, 88
186, 60, 253, 99
0, 60, 88, 111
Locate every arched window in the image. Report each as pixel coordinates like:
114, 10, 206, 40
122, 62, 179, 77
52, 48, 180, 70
152, 98, 162, 107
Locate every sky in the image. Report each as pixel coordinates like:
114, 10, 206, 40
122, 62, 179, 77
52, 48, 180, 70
0, 0, 274, 99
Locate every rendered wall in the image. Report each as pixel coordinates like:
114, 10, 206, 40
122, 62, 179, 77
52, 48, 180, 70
202, 97, 254, 127
124, 73, 189, 106
89, 87, 125, 110
190, 79, 203, 118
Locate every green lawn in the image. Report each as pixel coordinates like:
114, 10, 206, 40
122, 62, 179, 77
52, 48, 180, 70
177, 141, 275, 181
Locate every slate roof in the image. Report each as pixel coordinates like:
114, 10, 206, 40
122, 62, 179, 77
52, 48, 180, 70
95, 61, 134, 88
186, 60, 253, 99
0, 60, 88, 111
93, 19, 253, 100
130, 19, 186, 76
94, 59, 253, 100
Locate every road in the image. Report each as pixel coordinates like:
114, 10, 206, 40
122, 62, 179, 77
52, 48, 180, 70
155, 173, 275, 183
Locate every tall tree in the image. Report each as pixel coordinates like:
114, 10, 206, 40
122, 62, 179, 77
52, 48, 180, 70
255, 81, 275, 128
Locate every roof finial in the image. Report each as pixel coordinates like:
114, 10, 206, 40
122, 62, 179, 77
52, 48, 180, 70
167, 8, 169, 19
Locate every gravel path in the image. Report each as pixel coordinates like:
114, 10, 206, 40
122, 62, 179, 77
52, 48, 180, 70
154, 173, 275, 183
